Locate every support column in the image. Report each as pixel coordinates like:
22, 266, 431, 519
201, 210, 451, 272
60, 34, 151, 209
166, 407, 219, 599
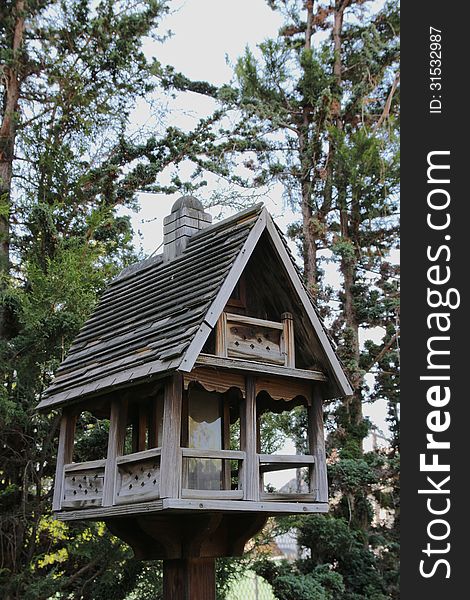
242, 376, 259, 501
103, 398, 127, 507
163, 558, 216, 600
308, 385, 328, 502
52, 409, 76, 511
160, 373, 183, 498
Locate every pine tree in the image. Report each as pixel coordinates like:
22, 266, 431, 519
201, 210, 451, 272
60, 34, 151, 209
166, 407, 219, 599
215, 1, 400, 597
0, 2, 172, 597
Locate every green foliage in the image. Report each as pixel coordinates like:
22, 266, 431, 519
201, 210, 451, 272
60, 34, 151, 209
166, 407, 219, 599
216, 558, 244, 600
0, 2, 175, 598
296, 516, 387, 599
228, 2, 400, 598
254, 558, 345, 600
1, 1, 400, 599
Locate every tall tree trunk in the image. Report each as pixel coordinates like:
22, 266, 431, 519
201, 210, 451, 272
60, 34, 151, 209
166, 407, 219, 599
300, 131, 317, 294
0, 0, 25, 338
339, 187, 362, 449
300, 0, 318, 295
322, 0, 346, 215
0, 2, 26, 579
339, 190, 369, 533
327, 1, 365, 446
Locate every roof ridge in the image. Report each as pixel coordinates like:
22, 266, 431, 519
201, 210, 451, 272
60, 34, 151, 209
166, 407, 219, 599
113, 254, 163, 284
110, 203, 264, 287
188, 203, 264, 242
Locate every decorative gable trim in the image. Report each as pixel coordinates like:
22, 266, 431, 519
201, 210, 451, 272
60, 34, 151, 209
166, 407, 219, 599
264, 216, 353, 398
179, 208, 268, 372
179, 210, 353, 399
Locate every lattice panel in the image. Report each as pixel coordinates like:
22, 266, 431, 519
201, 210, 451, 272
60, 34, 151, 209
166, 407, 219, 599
226, 322, 284, 365
63, 468, 104, 505
116, 458, 160, 503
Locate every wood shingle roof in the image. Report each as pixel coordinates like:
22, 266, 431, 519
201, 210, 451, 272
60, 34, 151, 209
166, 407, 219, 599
38, 204, 263, 410
38, 201, 353, 411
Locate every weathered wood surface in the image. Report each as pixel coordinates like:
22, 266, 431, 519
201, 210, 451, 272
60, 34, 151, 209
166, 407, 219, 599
255, 376, 312, 401
39, 205, 264, 409
63, 459, 106, 472
165, 498, 328, 513
183, 367, 245, 395
195, 353, 328, 382
115, 512, 266, 564
164, 557, 216, 600
259, 493, 316, 502
222, 398, 231, 491
258, 454, 314, 467
181, 450, 243, 497
41, 200, 352, 414
115, 457, 160, 505
184, 365, 315, 401
181, 489, 244, 500
282, 312, 295, 367
258, 454, 316, 499
242, 376, 259, 501
62, 462, 105, 509
106, 517, 170, 560
226, 318, 284, 365
259, 462, 311, 474
309, 385, 329, 502
179, 208, 267, 372
103, 399, 127, 507
225, 312, 284, 330
160, 374, 183, 498
215, 311, 227, 357
105, 511, 267, 562
181, 448, 245, 460
58, 500, 165, 521
265, 216, 354, 397
56, 497, 328, 521
116, 447, 161, 465
163, 205, 212, 260
52, 411, 76, 511
197, 210, 267, 331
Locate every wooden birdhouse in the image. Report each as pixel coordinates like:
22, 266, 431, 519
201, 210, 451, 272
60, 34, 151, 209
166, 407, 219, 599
38, 197, 352, 599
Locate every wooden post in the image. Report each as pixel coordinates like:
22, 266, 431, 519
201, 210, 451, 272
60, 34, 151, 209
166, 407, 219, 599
138, 404, 148, 452
163, 557, 215, 600
242, 376, 259, 501
52, 409, 76, 511
308, 385, 328, 502
103, 399, 127, 507
215, 312, 227, 357
222, 397, 231, 490
160, 373, 183, 498
281, 312, 295, 367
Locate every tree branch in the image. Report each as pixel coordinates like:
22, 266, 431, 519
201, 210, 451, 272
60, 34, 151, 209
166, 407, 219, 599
356, 331, 400, 385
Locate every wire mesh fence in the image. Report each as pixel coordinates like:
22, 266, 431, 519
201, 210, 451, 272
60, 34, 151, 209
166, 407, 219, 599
226, 570, 277, 600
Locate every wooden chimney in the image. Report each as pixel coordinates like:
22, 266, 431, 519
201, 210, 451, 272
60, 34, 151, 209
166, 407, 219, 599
38, 197, 353, 599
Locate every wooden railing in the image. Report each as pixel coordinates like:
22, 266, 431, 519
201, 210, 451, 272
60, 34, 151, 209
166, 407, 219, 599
181, 448, 245, 500
59, 449, 162, 510
216, 312, 295, 367
57, 448, 319, 509
258, 454, 316, 501
62, 459, 106, 509
115, 447, 161, 505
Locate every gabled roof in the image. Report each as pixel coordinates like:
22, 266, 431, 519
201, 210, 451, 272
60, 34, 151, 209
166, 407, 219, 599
38, 204, 352, 411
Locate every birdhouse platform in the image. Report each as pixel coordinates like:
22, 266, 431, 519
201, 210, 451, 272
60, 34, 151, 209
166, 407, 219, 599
38, 198, 352, 569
